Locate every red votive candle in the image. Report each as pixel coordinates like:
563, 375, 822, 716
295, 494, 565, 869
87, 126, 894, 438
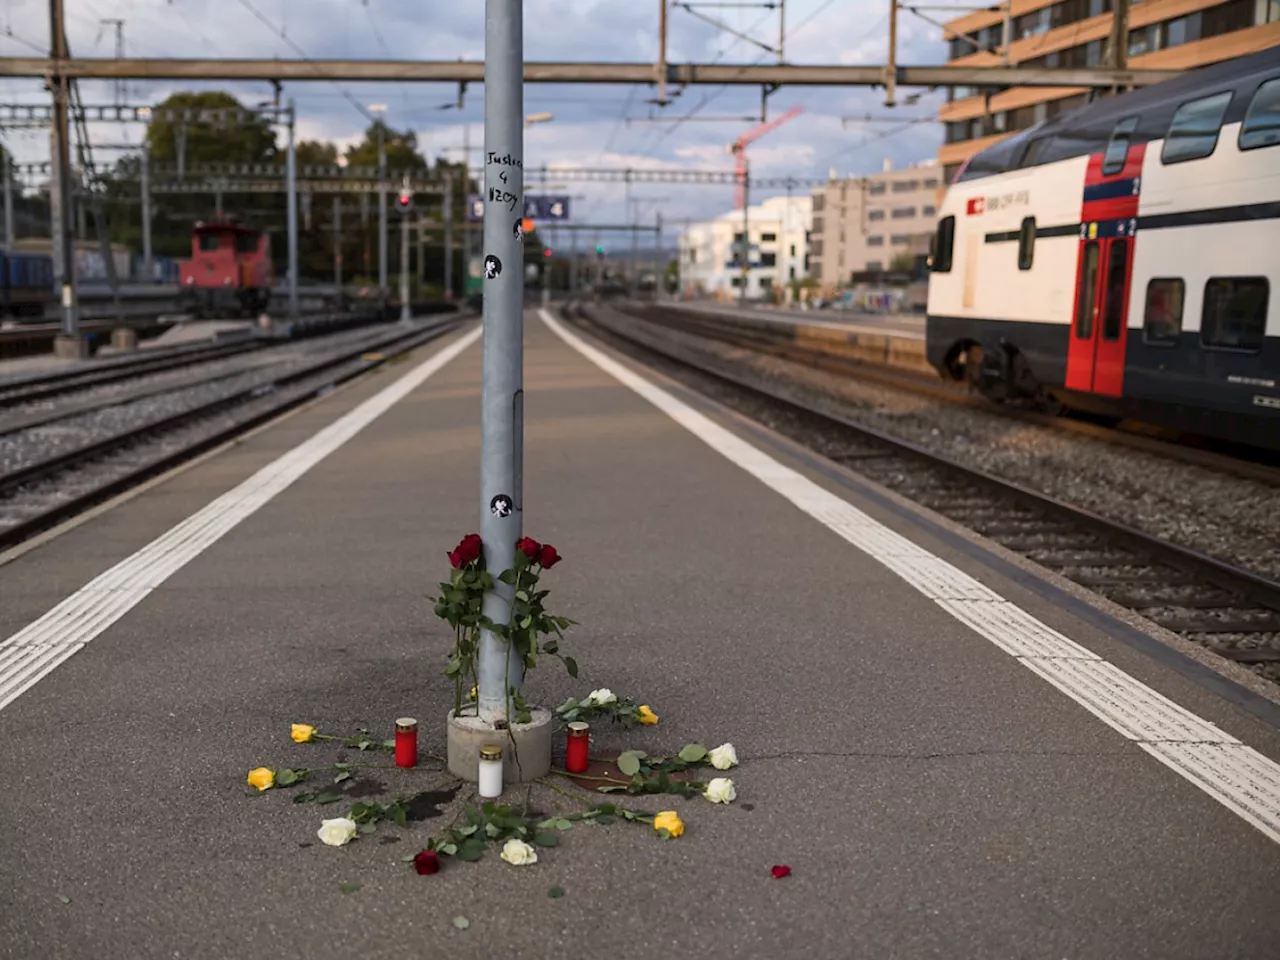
395, 717, 418, 768
565, 721, 590, 773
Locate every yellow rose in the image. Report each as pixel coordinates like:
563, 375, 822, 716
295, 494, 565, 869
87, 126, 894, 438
653, 810, 684, 838
637, 705, 659, 725
467, 686, 477, 701
291, 724, 316, 743
247, 767, 275, 791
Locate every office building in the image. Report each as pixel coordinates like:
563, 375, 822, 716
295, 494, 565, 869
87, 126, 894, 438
677, 194, 812, 301
807, 159, 942, 292
938, 0, 1280, 183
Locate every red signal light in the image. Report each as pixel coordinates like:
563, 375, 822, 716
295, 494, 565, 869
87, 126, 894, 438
543, 249, 552, 257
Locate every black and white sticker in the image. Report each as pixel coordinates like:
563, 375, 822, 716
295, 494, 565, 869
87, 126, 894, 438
484, 255, 502, 280
513, 220, 524, 242
490, 494, 513, 518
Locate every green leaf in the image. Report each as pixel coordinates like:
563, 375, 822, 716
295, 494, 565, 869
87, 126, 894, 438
315, 791, 343, 805
380, 739, 396, 749
456, 824, 479, 838
548, 886, 565, 899
400, 854, 419, 862
293, 792, 316, 804
441, 843, 458, 856
341, 883, 361, 895
594, 814, 616, 825
359, 821, 377, 835
56, 894, 71, 905
453, 916, 471, 930
678, 743, 708, 763
562, 708, 579, 722
543, 639, 559, 655
275, 768, 299, 786
656, 827, 671, 840
564, 657, 579, 678
596, 786, 627, 794
334, 771, 351, 784
498, 569, 517, 585
616, 751, 642, 777
554, 818, 574, 831
533, 832, 559, 847
457, 838, 485, 862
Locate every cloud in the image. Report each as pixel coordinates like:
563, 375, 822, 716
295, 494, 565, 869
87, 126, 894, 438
0, 0, 952, 229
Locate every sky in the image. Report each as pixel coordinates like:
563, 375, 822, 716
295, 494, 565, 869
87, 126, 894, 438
0, 0, 959, 233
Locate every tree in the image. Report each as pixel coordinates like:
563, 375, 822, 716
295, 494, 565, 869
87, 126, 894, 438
344, 120, 429, 171
145, 91, 277, 166
295, 140, 338, 167
889, 250, 916, 272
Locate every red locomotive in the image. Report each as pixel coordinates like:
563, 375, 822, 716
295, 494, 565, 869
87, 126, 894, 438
178, 218, 273, 318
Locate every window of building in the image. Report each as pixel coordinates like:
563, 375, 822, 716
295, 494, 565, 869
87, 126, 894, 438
760, 252, 777, 267
923, 178, 939, 188
789, 266, 796, 280
760, 277, 774, 290
812, 194, 825, 212
1240, 78, 1280, 151
1085, 39, 1102, 67
1102, 116, 1140, 175
1166, 12, 1201, 47
891, 207, 915, 219
790, 244, 796, 256
1017, 217, 1036, 270
868, 209, 886, 221
1201, 278, 1269, 351
890, 234, 910, 245
1259, 0, 1280, 24
730, 277, 743, 288
812, 216, 824, 232
865, 261, 883, 272
733, 232, 746, 243
1162, 91, 1233, 164
761, 232, 777, 242
923, 205, 937, 217
1102, 241, 1129, 340
198, 234, 220, 251
943, 162, 962, 184
688, 249, 697, 264
1143, 279, 1184, 344
811, 239, 824, 256
892, 179, 919, 193
868, 184, 887, 197
932, 216, 955, 273
867, 235, 885, 247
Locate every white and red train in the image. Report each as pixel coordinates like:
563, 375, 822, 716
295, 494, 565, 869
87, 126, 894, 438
926, 47, 1279, 451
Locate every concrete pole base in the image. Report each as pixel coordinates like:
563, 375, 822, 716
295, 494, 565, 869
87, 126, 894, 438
446, 707, 553, 784
53, 335, 89, 359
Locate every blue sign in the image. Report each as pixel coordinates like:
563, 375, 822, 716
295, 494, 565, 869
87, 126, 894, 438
466, 194, 570, 223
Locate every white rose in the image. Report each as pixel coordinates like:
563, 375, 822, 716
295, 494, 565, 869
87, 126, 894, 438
587, 688, 616, 706
499, 838, 538, 866
317, 817, 358, 847
708, 743, 738, 770
704, 777, 736, 804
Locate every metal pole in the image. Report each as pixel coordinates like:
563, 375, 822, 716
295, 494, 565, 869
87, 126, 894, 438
140, 148, 152, 280
739, 160, 749, 305
399, 185, 410, 321
443, 169, 454, 298
1108, 0, 1130, 71
215, 182, 223, 218
285, 99, 299, 319
2, 151, 12, 248
476, 0, 525, 725
377, 125, 387, 305
569, 225, 577, 294
884, 0, 897, 107
656, 0, 668, 106
50, 0, 78, 342
332, 194, 342, 294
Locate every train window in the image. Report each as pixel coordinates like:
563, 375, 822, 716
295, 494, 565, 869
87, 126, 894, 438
932, 216, 955, 273
1075, 242, 1099, 339
1143, 279, 1184, 345
1239, 78, 1280, 151
1161, 91, 1233, 164
1101, 240, 1129, 341
1200, 277, 1269, 352
1017, 217, 1036, 270
1101, 117, 1139, 175
198, 234, 219, 251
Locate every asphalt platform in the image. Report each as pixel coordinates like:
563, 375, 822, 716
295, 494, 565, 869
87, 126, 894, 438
1, 310, 1278, 959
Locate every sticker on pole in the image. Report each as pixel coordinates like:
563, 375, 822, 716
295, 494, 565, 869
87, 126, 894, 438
484, 255, 502, 280
513, 220, 525, 242
490, 494, 513, 518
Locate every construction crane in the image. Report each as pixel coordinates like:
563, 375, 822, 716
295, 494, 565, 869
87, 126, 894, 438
729, 105, 803, 210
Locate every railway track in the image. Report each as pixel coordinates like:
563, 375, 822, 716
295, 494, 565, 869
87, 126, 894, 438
0, 315, 467, 552
627, 302, 1280, 488
566, 301, 1280, 685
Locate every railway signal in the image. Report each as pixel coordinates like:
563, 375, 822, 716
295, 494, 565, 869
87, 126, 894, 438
394, 189, 413, 214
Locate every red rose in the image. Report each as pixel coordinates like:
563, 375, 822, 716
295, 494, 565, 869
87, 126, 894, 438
516, 536, 541, 560
452, 534, 483, 567
413, 850, 440, 875
770, 865, 791, 879
538, 544, 561, 568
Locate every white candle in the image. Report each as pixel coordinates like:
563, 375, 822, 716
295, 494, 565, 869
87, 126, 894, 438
478, 743, 504, 798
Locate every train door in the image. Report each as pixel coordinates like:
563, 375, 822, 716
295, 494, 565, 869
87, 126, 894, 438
1065, 230, 1133, 396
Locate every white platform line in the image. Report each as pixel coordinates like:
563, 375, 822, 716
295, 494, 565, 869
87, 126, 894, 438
540, 309, 1280, 847
0, 326, 482, 713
